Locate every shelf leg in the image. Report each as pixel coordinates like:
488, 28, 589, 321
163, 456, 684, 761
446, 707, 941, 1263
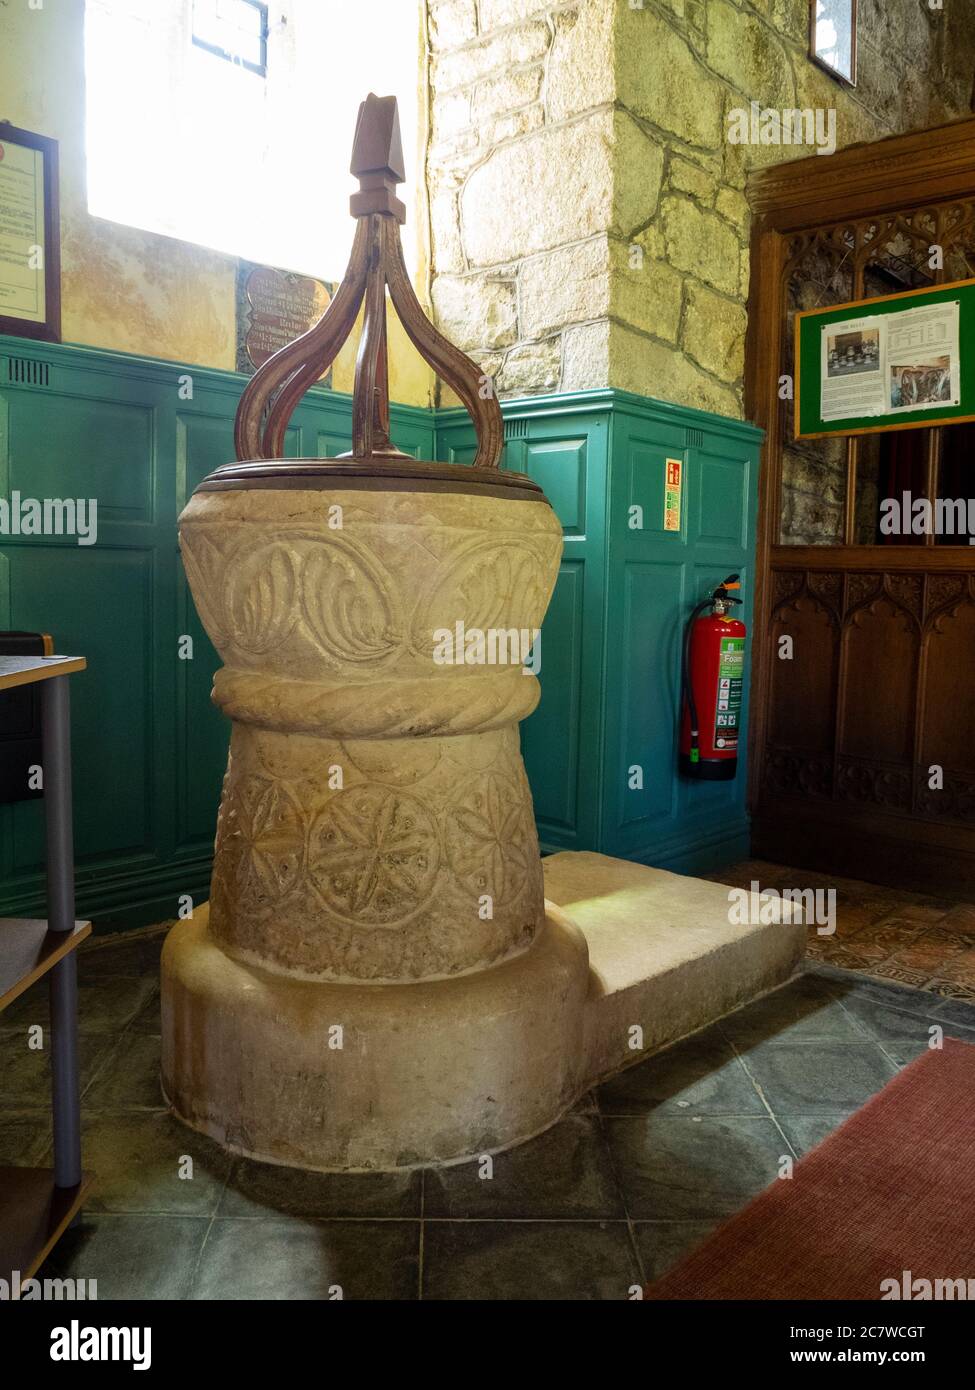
41, 675, 82, 1191
50, 956, 81, 1189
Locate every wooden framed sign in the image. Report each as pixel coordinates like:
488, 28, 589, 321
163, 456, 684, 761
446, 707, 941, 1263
795, 277, 975, 439
0, 122, 60, 343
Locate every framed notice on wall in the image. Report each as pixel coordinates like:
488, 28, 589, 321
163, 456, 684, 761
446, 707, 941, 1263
794, 277, 975, 440
0, 122, 60, 343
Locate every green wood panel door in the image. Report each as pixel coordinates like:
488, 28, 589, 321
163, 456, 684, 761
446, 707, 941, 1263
603, 404, 760, 872
516, 420, 608, 853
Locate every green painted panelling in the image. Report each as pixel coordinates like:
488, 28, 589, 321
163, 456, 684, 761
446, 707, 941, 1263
0, 336, 435, 928
438, 389, 762, 874
0, 338, 760, 928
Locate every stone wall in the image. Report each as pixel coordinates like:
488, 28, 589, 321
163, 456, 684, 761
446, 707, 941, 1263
424, 0, 619, 400
424, 0, 975, 411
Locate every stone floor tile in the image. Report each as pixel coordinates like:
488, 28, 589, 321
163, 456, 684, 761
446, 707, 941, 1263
597, 1026, 764, 1116
83, 1033, 164, 1110
82, 1110, 233, 1214
423, 1114, 623, 1220
191, 1218, 419, 1301
777, 1113, 850, 1157
0, 1030, 118, 1107
720, 973, 865, 1047
738, 1040, 898, 1115
2, 973, 158, 1035
422, 1220, 638, 1301
603, 1114, 786, 1220
39, 1214, 208, 1301
218, 1156, 421, 1220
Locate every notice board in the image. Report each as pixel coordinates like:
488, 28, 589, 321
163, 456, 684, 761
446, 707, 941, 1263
0, 121, 60, 342
795, 277, 975, 439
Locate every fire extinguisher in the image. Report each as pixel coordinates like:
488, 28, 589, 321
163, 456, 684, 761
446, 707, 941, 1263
679, 574, 745, 781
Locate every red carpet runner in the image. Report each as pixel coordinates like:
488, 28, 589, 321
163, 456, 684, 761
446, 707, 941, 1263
646, 1038, 975, 1300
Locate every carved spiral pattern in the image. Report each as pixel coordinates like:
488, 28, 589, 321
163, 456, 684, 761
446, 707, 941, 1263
180, 499, 561, 680
301, 542, 402, 664
224, 546, 298, 654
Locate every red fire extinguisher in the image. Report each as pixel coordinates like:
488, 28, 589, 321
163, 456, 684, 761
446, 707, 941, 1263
680, 574, 745, 781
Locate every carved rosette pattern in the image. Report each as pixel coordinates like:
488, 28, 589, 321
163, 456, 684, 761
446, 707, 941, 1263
207, 726, 544, 982
211, 773, 304, 912
308, 785, 440, 925
444, 771, 538, 906
183, 486, 562, 983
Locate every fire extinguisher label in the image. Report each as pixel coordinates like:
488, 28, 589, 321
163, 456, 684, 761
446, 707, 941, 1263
663, 458, 682, 532
714, 637, 745, 750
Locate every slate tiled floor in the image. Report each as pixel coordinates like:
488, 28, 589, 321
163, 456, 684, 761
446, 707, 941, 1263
2, 921, 974, 1300
709, 859, 975, 999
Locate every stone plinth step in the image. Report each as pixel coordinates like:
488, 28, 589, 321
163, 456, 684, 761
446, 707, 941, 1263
542, 851, 805, 1084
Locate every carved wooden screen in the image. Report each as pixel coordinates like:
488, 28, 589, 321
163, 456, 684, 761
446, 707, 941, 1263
745, 120, 975, 895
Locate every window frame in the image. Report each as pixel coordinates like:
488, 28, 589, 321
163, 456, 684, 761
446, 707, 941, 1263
808, 0, 858, 90
192, 0, 270, 79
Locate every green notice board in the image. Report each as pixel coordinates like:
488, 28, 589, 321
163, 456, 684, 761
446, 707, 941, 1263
795, 276, 975, 439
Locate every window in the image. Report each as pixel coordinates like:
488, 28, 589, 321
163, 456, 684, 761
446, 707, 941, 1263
85, 0, 419, 280
192, 0, 269, 78
809, 0, 857, 87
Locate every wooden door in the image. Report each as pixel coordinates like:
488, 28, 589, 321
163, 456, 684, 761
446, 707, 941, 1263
745, 118, 975, 895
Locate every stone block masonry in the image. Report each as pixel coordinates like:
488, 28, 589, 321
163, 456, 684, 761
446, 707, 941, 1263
424, 0, 975, 414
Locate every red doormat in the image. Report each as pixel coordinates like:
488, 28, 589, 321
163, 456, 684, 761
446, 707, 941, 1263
646, 1038, 975, 1300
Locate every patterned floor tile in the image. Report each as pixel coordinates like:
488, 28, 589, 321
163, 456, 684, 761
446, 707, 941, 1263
710, 860, 975, 999
930, 948, 975, 988
923, 979, 975, 1001
941, 905, 975, 937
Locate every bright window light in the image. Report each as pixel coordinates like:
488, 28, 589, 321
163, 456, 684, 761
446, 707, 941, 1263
810, 0, 857, 86
85, 0, 420, 280
192, 0, 269, 77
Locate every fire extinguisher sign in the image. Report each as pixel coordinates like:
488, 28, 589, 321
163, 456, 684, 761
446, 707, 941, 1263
714, 637, 744, 750
664, 458, 682, 532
